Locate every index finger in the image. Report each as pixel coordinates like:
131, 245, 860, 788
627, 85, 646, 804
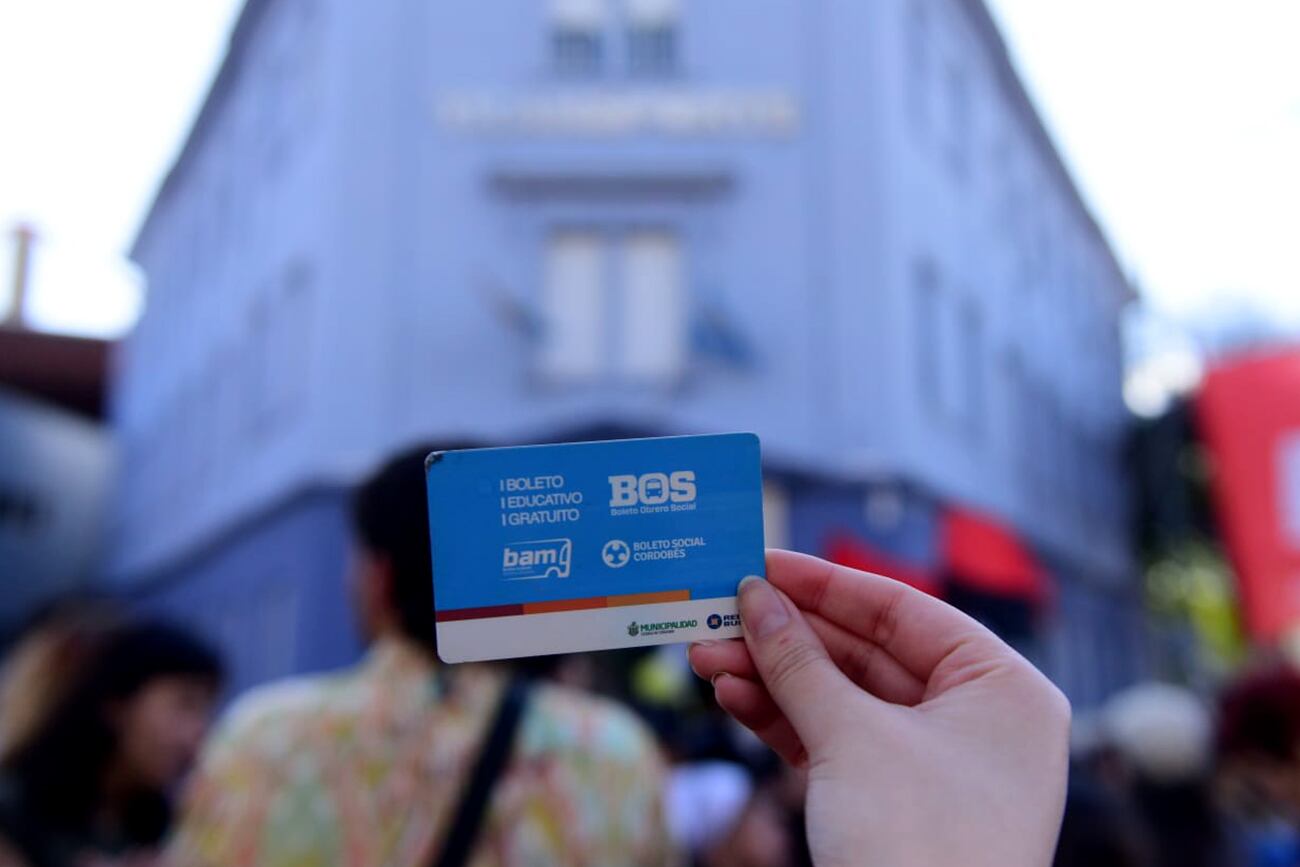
765, 549, 1007, 683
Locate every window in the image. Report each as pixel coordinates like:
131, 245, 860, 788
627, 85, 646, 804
912, 260, 941, 416
626, 0, 679, 76
1037, 390, 1062, 507
618, 231, 684, 380
551, 0, 606, 76
236, 265, 311, 442
214, 341, 240, 471
1005, 350, 1030, 481
194, 362, 221, 489
290, 0, 325, 134
258, 23, 293, 175
864, 486, 906, 532
539, 230, 686, 384
935, 282, 968, 424
1071, 429, 1092, 526
945, 63, 970, 177
266, 262, 314, 421
994, 136, 1015, 227
960, 297, 985, 434
541, 232, 605, 382
905, 0, 929, 134
245, 292, 274, 436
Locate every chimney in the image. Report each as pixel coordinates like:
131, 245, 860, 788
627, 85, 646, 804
5, 223, 36, 329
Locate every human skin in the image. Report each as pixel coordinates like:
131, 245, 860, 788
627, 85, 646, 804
689, 550, 1071, 867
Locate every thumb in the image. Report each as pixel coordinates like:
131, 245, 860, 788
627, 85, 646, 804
738, 575, 859, 753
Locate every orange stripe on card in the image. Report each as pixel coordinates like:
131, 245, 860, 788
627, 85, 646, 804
605, 590, 691, 608
523, 596, 607, 615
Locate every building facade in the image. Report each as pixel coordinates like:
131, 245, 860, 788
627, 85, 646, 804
111, 0, 1139, 703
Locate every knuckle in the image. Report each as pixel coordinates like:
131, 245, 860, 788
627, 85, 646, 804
1046, 682, 1072, 728
868, 588, 904, 650
762, 634, 827, 693
1021, 667, 1072, 731
843, 638, 884, 688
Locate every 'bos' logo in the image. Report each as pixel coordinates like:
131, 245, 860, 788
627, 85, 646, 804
609, 471, 697, 507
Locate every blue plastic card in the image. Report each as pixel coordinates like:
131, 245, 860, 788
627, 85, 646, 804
425, 433, 765, 663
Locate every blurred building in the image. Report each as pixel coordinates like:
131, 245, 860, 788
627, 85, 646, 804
111, 0, 1138, 702
1, 226, 113, 638
0, 329, 110, 420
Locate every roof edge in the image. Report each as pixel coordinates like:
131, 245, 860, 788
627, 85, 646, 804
960, 0, 1137, 305
128, 0, 271, 263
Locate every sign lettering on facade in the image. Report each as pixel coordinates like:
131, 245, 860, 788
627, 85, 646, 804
435, 89, 800, 137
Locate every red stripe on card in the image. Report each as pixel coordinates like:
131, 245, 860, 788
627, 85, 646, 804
435, 603, 524, 622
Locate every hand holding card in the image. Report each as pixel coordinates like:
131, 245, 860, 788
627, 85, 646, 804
689, 550, 1071, 867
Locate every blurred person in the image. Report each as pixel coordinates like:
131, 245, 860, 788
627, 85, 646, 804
166, 445, 674, 867
0, 598, 122, 760
689, 550, 1071, 867
1066, 707, 1135, 797
0, 620, 223, 867
1218, 666, 1300, 866
665, 761, 791, 867
1104, 682, 1213, 786
1053, 775, 1153, 867
1052, 708, 1157, 867
772, 764, 816, 867
619, 631, 805, 867
1099, 682, 1236, 867
712, 786, 790, 867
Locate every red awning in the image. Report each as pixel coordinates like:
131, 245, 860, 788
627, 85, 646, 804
825, 532, 942, 597
941, 507, 1047, 602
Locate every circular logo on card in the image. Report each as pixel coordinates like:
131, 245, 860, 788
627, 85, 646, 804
602, 539, 631, 568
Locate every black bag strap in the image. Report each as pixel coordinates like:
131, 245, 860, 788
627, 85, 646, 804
432, 676, 531, 867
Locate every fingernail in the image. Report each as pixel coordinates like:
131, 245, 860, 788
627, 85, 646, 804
738, 575, 789, 639
711, 672, 730, 687
690, 640, 717, 650
687, 643, 712, 679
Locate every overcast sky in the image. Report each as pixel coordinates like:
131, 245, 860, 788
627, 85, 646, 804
985, 0, 1300, 352
2, 0, 1297, 347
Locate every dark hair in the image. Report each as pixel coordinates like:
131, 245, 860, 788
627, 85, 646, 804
1054, 775, 1153, 867
0, 592, 122, 658
1218, 665, 1300, 762
1, 620, 223, 844
0, 595, 125, 762
351, 442, 479, 656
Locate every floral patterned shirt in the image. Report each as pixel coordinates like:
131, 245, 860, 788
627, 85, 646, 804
166, 639, 675, 867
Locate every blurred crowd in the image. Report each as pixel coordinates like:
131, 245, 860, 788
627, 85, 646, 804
1, 447, 1300, 867
0, 598, 803, 867
1057, 669, 1300, 867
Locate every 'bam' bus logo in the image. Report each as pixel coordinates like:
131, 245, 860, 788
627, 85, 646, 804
502, 539, 572, 580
